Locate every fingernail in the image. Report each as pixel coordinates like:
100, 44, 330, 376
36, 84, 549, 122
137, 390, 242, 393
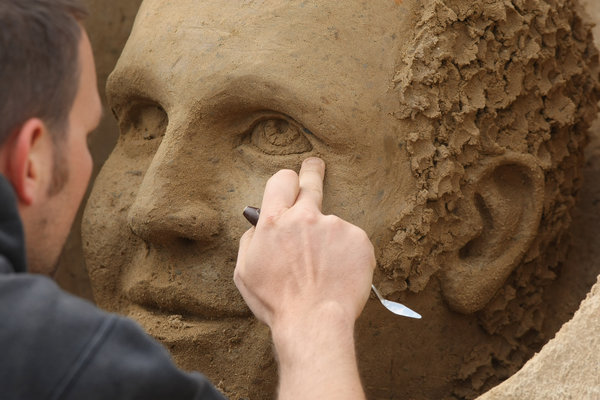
304, 157, 325, 167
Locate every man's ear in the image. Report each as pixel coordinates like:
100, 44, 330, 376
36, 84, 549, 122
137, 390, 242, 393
2, 118, 52, 206
439, 153, 545, 314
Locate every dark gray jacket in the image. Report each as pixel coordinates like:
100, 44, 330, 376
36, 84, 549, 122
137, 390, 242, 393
0, 175, 226, 400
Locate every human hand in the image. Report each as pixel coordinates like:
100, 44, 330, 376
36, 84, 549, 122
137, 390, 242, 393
234, 157, 375, 331
234, 157, 373, 399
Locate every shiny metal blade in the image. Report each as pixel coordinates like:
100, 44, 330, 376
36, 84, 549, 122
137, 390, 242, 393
380, 298, 422, 319
371, 284, 421, 319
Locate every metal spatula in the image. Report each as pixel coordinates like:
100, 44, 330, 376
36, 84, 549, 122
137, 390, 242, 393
371, 284, 421, 319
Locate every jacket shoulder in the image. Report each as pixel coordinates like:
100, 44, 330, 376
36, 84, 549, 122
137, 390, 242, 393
0, 274, 226, 400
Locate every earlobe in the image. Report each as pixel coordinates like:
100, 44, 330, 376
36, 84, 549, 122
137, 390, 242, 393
4, 118, 49, 206
440, 153, 545, 314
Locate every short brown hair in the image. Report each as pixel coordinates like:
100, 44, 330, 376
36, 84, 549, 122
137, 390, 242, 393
0, 0, 88, 193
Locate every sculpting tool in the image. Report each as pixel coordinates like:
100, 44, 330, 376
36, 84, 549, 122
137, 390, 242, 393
242, 206, 422, 319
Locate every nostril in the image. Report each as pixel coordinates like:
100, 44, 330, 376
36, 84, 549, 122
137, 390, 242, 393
179, 237, 196, 247
127, 206, 154, 242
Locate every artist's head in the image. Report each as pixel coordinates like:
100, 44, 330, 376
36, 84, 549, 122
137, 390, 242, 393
82, 0, 598, 397
0, 0, 101, 275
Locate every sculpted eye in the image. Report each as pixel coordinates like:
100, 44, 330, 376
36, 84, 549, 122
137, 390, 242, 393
249, 118, 312, 155
116, 103, 168, 141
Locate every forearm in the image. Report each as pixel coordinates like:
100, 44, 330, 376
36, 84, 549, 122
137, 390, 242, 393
272, 303, 365, 400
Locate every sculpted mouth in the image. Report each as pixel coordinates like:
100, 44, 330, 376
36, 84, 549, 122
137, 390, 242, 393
125, 278, 252, 320
121, 242, 252, 320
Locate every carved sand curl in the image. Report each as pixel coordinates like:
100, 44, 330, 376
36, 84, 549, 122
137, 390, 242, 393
379, 0, 599, 395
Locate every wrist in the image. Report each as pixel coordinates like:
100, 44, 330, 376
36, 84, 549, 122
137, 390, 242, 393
270, 303, 364, 399
271, 302, 356, 356
272, 302, 357, 373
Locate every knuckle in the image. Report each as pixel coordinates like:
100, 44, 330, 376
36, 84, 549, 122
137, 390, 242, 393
240, 229, 252, 242
291, 206, 320, 225
233, 268, 242, 284
233, 262, 249, 282
351, 224, 369, 240
261, 214, 279, 228
349, 225, 374, 250
323, 214, 343, 227
305, 182, 323, 193
303, 209, 320, 224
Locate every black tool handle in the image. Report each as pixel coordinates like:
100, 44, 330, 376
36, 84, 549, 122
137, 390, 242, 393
243, 206, 260, 226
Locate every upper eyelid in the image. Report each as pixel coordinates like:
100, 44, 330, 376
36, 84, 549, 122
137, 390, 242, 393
108, 73, 323, 136
112, 99, 166, 123
243, 112, 317, 139
242, 114, 317, 156
111, 92, 320, 147
246, 113, 296, 127
107, 65, 166, 115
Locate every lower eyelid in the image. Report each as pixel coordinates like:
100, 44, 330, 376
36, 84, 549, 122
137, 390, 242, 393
236, 143, 311, 170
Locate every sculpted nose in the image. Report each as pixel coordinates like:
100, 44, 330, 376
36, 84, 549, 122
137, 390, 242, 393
127, 146, 223, 245
128, 198, 222, 244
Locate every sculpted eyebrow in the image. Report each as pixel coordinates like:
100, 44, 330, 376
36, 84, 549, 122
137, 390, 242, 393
107, 65, 165, 109
201, 75, 320, 117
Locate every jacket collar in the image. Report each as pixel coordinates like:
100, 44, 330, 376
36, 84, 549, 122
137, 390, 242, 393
0, 174, 26, 273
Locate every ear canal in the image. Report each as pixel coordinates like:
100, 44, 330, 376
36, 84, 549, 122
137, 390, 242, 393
440, 154, 545, 314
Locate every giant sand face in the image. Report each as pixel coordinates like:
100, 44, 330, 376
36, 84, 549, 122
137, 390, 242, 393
82, 0, 599, 398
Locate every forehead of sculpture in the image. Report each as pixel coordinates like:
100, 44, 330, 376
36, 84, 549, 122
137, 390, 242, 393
128, 0, 408, 58
109, 0, 412, 137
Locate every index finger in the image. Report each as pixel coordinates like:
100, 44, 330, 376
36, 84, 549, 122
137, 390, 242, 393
259, 169, 300, 220
295, 157, 326, 211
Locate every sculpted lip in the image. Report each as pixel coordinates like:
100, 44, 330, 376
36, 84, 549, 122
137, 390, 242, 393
124, 304, 252, 347
123, 249, 252, 320
125, 280, 252, 320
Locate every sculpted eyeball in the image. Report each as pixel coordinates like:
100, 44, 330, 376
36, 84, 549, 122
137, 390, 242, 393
248, 117, 313, 155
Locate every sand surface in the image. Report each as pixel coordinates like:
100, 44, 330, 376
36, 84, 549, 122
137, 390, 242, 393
476, 2, 600, 396
536, 0, 600, 344
55, 1, 600, 398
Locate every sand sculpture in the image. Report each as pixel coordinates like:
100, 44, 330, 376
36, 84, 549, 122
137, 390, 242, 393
477, 272, 600, 399
82, 0, 600, 398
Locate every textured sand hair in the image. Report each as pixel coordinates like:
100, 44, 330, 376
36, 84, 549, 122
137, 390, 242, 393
381, 0, 599, 395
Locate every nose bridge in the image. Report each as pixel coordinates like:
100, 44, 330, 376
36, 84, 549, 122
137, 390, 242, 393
127, 132, 223, 244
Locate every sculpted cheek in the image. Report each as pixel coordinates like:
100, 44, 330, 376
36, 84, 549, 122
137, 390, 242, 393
81, 146, 145, 309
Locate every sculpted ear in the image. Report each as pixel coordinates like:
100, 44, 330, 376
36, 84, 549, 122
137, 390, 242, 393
440, 153, 545, 314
